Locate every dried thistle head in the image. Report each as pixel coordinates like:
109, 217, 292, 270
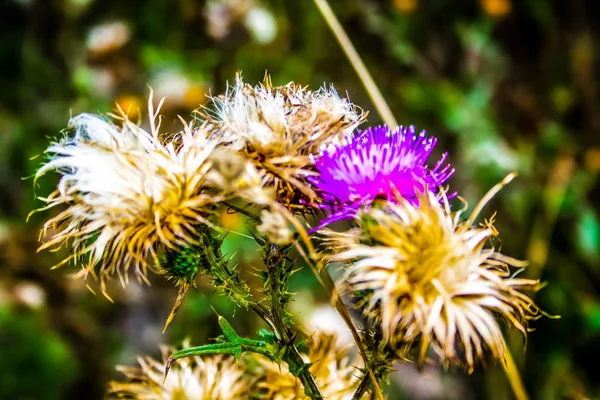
108, 342, 252, 400
323, 176, 544, 371
200, 74, 365, 209
253, 332, 361, 399
34, 97, 226, 298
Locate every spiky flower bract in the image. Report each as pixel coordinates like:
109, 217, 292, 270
253, 332, 362, 400
34, 99, 228, 297
323, 178, 543, 371
200, 74, 365, 209
311, 125, 454, 225
108, 342, 252, 400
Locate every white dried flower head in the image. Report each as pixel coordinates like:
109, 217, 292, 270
323, 176, 544, 371
204, 0, 254, 40
256, 208, 292, 245
254, 332, 361, 399
108, 342, 252, 399
34, 98, 226, 297
201, 74, 365, 208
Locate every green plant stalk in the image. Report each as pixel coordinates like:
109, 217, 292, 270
167, 316, 280, 379
166, 235, 321, 397
196, 236, 322, 398
208, 245, 276, 332
291, 235, 385, 400
351, 329, 395, 400
264, 243, 322, 399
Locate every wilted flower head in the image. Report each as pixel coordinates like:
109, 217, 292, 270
311, 125, 454, 225
34, 99, 227, 297
108, 342, 251, 399
254, 332, 361, 399
323, 175, 543, 371
201, 74, 365, 208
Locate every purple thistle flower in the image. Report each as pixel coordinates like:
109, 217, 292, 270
310, 125, 454, 227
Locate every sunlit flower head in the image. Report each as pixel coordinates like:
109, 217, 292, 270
323, 175, 543, 371
201, 74, 365, 209
108, 342, 252, 399
34, 98, 228, 297
253, 332, 361, 399
311, 125, 454, 225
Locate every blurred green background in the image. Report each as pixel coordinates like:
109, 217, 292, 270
0, 0, 599, 399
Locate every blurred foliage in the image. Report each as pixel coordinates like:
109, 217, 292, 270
0, 304, 78, 400
0, 0, 599, 399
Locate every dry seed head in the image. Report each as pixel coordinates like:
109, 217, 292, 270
323, 184, 543, 371
108, 341, 252, 399
200, 74, 366, 208
34, 97, 226, 297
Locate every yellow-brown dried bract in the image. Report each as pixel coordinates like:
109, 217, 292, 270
323, 186, 543, 371
34, 98, 227, 297
200, 74, 366, 209
108, 341, 253, 400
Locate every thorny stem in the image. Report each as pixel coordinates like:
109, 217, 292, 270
166, 237, 323, 396
209, 246, 276, 332
166, 317, 280, 380
264, 243, 323, 400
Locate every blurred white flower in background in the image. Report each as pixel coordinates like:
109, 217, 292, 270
244, 6, 277, 44
87, 20, 131, 55
306, 305, 354, 347
205, 0, 277, 44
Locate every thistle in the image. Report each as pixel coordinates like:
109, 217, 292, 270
311, 125, 454, 225
200, 74, 365, 209
323, 175, 543, 371
108, 341, 253, 400
31, 73, 552, 400
33, 97, 226, 299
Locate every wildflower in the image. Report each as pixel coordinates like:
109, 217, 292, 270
311, 125, 454, 225
201, 74, 365, 209
34, 98, 225, 297
253, 332, 361, 399
108, 342, 252, 399
323, 175, 543, 371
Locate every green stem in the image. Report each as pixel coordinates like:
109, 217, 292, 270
166, 316, 280, 380
264, 243, 322, 400
207, 236, 276, 332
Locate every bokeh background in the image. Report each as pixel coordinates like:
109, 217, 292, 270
1, 0, 599, 399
